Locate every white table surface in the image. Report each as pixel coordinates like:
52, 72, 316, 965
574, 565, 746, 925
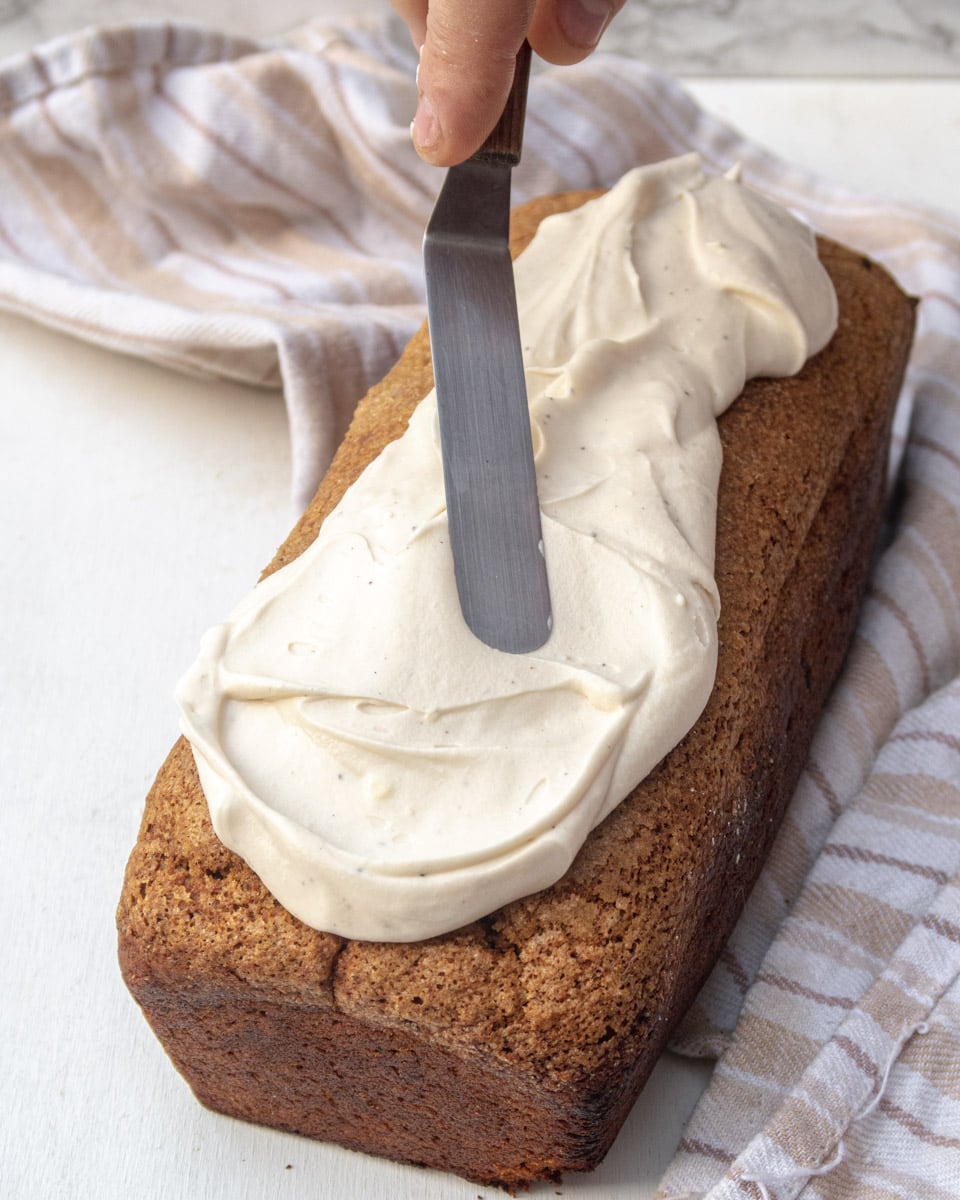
2, 5, 958, 1197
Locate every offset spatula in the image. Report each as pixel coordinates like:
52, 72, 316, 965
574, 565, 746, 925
423, 42, 552, 654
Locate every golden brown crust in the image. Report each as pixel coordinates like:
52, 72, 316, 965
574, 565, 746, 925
117, 190, 916, 1189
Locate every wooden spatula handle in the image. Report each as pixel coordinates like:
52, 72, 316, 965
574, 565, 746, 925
473, 41, 532, 166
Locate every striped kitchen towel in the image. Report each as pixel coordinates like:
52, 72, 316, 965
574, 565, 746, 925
1, 16, 957, 1198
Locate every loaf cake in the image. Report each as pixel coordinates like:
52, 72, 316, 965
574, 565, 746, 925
117, 171, 915, 1188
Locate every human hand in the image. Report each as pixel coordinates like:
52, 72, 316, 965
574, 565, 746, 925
392, 0, 624, 166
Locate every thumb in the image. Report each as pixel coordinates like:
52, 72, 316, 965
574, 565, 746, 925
528, 0, 625, 65
412, 0, 536, 167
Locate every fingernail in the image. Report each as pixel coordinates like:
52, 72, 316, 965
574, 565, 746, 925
412, 93, 441, 154
415, 42, 423, 89
557, 0, 615, 49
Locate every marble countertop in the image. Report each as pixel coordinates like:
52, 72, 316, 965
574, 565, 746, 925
1, 0, 958, 75
2, 3, 958, 1200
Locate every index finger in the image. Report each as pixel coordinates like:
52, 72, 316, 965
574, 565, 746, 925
411, 0, 536, 166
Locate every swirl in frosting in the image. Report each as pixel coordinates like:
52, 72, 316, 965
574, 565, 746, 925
176, 155, 837, 941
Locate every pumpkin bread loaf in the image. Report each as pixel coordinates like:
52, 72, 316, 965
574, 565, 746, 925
117, 189, 916, 1190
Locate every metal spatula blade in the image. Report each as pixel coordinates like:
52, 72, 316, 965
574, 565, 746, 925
423, 43, 552, 654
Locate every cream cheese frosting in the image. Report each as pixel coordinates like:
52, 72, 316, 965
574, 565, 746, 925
176, 154, 837, 942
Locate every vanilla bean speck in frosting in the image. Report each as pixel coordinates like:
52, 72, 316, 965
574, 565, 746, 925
175, 154, 837, 942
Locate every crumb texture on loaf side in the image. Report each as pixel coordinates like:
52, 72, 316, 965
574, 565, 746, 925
117, 191, 916, 1189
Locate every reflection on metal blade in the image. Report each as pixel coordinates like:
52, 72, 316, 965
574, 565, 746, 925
424, 158, 551, 654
